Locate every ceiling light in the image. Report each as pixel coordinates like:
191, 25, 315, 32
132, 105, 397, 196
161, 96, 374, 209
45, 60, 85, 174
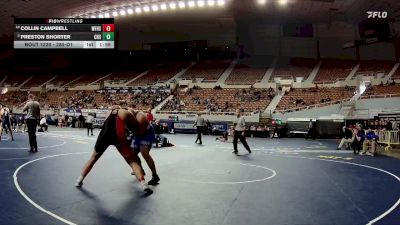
178, 1, 186, 8
152, 4, 159, 11
169, 2, 177, 9
91, 15, 96, 18
160, 3, 167, 10
217, 0, 225, 6
143, 6, 150, 12
198, 0, 205, 7
257, 0, 267, 5
119, 9, 126, 16
98, 13, 104, 18
188, 1, 196, 8
135, 7, 142, 13
127, 8, 133, 14
278, 0, 288, 5
104, 12, 110, 18
207, 0, 215, 6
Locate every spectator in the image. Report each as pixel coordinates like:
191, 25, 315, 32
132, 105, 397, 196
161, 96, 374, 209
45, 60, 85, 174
67, 116, 72, 127
65, 115, 70, 126
54, 114, 59, 127
146, 108, 154, 123
78, 114, 85, 128
0, 107, 14, 141
71, 116, 77, 128
392, 120, 398, 131
205, 119, 211, 135
306, 119, 316, 140
386, 120, 393, 131
11, 114, 17, 132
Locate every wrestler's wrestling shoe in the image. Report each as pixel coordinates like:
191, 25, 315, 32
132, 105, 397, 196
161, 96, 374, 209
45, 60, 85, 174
75, 181, 83, 188
141, 181, 153, 193
148, 174, 160, 185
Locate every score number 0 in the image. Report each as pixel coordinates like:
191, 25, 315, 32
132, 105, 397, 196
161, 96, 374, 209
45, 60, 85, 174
103, 24, 114, 32
102, 24, 115, 41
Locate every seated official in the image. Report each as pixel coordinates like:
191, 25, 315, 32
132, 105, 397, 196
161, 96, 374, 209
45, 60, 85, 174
360, 128, 378, 156
38, 116, 48, 132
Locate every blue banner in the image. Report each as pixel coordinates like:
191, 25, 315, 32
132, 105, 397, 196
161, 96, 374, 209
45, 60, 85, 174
159, 120, 228, 134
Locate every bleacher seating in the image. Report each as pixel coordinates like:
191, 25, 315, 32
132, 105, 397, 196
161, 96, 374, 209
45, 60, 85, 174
0, 91, 30, 107
314, 59, 356, 83
225, 65, 266, 85
65, 73, 108, 87
103, 70, 146, 84
22, 75, 55, 88
3, 74, 31, 87
181, 60, 230, 82
19, 90, 95, 108
363, 83, 400, 97
48, 74, 82, 87
161, 88, 275, 113
225, 58, 268, 85
276, 87, 354, 111
1, 89, 170, 110
91, 90, 170, 110
132, 62, 189, 86
271, 58, 317, 81
357, 60, 395, 77
391, 66, 400, 79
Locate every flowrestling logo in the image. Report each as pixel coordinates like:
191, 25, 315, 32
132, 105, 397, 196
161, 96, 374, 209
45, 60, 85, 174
367, 11, 388, 19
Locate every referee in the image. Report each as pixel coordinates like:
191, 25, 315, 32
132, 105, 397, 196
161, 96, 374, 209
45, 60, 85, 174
23, 94, 40, 153
233, 109, 251, 154
193, 112, 205, 145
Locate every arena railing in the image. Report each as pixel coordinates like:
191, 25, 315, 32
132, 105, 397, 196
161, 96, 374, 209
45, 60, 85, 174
377, 130, 400, 151
360, 94, 400, 99
275, 98, 351, 114
155, 110, 261, 123
313, 77, 347, 85
156, 111, 237, 116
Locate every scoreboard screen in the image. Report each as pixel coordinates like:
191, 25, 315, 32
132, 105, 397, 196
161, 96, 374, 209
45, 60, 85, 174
14, 18, 115, 49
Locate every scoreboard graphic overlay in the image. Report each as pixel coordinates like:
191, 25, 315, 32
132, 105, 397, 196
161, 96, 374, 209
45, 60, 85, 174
14, 18, 115, 49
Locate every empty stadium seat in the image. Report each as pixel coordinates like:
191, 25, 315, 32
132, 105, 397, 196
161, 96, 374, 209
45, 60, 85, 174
276, 87, 354, 111
181, 60, 231, 82
314, 59, 356, 83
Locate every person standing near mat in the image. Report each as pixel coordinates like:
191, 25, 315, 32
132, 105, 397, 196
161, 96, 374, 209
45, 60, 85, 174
306, 119, 316, 140
193, 112, 205, 145
11, 114, 17, 132
232, 109, 251, 154
23, 94, 40, 153
75, 107, 152, 193
0, 106, 14, 141
146, 107, 154, 123
85, 113, 94, 136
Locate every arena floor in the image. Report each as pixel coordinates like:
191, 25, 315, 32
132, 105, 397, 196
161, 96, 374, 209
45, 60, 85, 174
0, 127, 399, 225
